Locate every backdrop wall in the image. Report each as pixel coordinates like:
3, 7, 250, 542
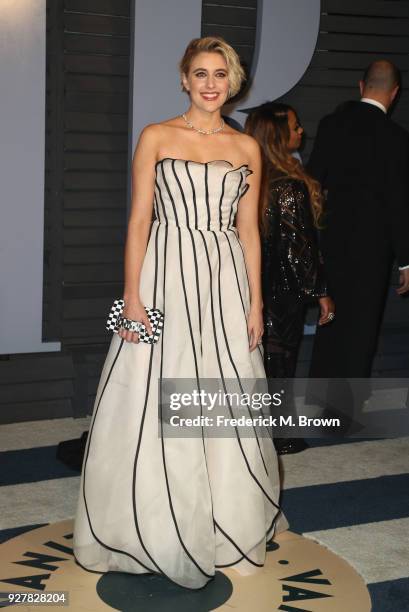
130, 0, 320, 154
0, 0, 59, 354
0, 0, 407, 424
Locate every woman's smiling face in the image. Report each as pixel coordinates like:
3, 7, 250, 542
182, 51, 230, 110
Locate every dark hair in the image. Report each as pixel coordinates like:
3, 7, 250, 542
244, 102, 323, 233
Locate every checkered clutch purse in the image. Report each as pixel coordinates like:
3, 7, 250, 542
106, 299, 164, 344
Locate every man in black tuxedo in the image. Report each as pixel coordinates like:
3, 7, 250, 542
308, 60, 409, 385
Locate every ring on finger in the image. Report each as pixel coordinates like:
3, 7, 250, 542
120, 317, 142, 333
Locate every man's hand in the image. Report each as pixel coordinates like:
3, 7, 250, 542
397, 268, 409, 295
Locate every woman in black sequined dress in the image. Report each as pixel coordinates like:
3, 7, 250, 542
245, 103, 335, 454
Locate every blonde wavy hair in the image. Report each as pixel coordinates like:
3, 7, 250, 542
244, 103, 324, 233
179, 36, 246, 100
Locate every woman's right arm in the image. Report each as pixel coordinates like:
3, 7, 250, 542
119, 125, 160, 343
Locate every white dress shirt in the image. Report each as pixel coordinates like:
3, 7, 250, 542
360, 98, 409, 271
360, 97, 387, 114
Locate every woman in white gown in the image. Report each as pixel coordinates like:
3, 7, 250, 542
73, 36, 287, 590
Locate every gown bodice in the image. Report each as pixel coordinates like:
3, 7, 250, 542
154, 158, 252, 231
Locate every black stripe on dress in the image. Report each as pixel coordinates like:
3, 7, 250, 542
214, 521, 263, 567
81, 338, 152, 572
215, 556, 244, 569
160, 163, 179, 228
214, 511, 280, 568
228, 229, 261, 359
185, 161, 198, 229
227, 175, 244, 229
211, 230, 268, 475
175, 162, 203, 354
181, 162, 215, 523
131, 223, 174, 578
205, 163, 211, 230
172, 160, 189, 227
128, 221, 213, 588
198, 229, 280, 512
218, 172, 228, 231
155, 180, 168, 225
217, 168, 241, 231
224, 231, 274, 442
153, 193, 159, 221
173, 163, 213, 512
156, 162, 213, 579
162, 163, 200, 381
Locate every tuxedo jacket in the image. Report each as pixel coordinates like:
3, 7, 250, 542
307, 100, 409, 269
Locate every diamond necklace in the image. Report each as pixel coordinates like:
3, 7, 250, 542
182, 112, 224, 135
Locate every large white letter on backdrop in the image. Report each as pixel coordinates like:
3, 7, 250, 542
131, 0, 320, 145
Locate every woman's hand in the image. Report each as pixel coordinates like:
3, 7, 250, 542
118, 299, 152, 343
248, 304, 264, 352
318, 296, 335, 326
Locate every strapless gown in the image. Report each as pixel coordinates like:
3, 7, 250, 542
73, 158, 287, 590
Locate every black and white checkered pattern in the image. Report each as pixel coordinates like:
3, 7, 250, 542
106, 299, 164, 344
106, 299, 125, 332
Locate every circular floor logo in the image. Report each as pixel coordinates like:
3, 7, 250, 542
0, 520, 371, 610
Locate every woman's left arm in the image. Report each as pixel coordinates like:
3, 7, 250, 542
235, 137, 264, 352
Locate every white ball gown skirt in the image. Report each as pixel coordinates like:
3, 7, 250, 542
73, 159, 288, 589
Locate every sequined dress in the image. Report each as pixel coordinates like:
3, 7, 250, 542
261, 176, 327, 378
73, 158, 287, 590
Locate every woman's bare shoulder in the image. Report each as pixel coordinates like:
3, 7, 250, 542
149, 116, 184, 130
230, 131, 261, 165
140, 117, 183, 137
237, 131, 260, 151
136, 119, 183, 156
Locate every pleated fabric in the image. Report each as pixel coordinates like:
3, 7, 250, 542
73, 158, 287, 589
